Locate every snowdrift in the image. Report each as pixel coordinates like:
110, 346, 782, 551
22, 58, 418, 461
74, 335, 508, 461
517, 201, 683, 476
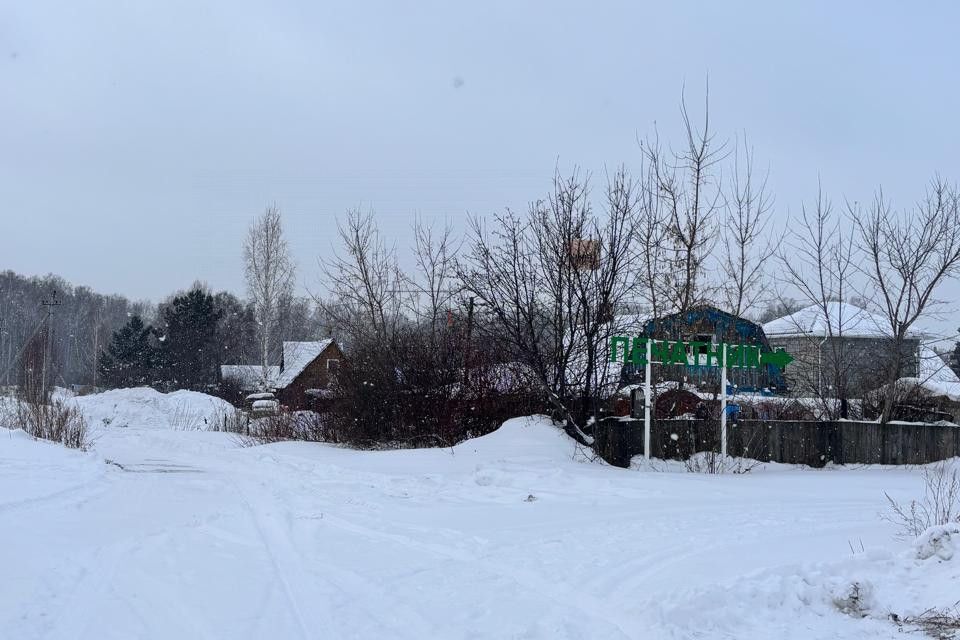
653, 522, 960, 639
72, 387, 234, 431
451, 415, 583, 461
257, 415, 598, 499
0, 428, 103, 508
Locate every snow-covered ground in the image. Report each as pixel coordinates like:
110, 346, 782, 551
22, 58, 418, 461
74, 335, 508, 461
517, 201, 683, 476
0, 389, 956, 639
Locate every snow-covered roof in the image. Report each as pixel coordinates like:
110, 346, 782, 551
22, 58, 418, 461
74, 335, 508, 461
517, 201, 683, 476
899, 345, 960, 402
220, 365, 280, 390
762, 302, 920, 339
276, 339, 334, 388
611, 312, 651, 334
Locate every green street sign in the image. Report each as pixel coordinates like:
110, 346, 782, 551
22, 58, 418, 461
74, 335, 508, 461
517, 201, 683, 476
608, 336, 793, 370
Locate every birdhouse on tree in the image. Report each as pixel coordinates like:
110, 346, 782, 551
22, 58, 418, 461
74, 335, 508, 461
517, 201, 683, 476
568, 238, 599, 270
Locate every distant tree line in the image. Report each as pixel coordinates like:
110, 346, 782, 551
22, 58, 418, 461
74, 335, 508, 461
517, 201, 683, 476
0, 270, 327, 393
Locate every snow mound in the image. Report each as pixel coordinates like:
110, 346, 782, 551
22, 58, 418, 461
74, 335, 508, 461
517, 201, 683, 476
652, 525, 960, 639
73, 387, 234, 431
3, 428, 34, 441
914, 523, 960, 561
451, 415, 582, 462
255, 415, 594, 501
0, 426, 104, 508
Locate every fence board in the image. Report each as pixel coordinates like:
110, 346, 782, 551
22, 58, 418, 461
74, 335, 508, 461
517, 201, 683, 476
594, 418, 960, 468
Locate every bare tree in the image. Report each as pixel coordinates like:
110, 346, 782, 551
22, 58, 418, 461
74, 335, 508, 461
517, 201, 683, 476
757, 297, 804, 324
319, 208, 407, 346
721, 136, 776, 318
460, 208, 550, 389
410, 217, 460, 339
565, 168, 638, 409
778, 185, 858, 418
634, 141, 670, 322
641, 88, 725, 315
317, 211, 528, 447
853, 179, 960, 423
459, 169, 637, 433
243, 205, 296, 387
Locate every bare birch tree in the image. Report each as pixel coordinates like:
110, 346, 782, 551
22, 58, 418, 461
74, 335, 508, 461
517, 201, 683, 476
243, 205, 295, 387
852, 179, 960, 423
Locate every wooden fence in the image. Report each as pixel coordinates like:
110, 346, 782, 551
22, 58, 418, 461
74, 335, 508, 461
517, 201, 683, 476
594, 417, 960, 468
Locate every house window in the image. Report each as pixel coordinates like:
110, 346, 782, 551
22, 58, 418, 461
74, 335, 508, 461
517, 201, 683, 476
682, 334, 712, 362
326, 358, 340, 373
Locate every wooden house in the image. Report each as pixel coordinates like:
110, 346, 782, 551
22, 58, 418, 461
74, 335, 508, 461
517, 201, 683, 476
220, 339, 344, 411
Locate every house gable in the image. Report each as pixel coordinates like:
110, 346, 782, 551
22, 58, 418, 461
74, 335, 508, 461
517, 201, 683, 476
276, 341, 344, 410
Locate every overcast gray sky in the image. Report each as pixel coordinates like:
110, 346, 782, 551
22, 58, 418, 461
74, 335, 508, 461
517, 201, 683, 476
3, 1, 960, 331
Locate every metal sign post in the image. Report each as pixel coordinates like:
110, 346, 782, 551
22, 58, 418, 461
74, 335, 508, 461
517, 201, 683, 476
720, 343, 728, 458
644, 338, 652, 459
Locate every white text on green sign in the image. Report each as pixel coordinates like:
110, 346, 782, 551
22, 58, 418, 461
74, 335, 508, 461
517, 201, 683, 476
609, 336, 793, 370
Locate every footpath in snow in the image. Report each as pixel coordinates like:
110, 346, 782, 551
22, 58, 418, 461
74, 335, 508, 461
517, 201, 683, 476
0, 387, 955, 639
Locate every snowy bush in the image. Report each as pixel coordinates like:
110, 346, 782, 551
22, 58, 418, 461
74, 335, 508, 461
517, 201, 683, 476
208, 408, 251, 435
828, 580, 874, 618
167, 401, 207, 430
914, 523, 960, 561
12, 398, 88, 450
683, 451, 761, 474
884, 461, 960, 539
893, 605, 960, 639
324, 333, 542, 449
211, 408, 330, 446
244, 412, 302, 444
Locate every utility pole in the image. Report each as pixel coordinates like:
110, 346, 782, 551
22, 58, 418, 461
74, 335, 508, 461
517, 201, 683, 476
92, 319, 100, 390
463, 296, 475, 389
41, 289, 61, 401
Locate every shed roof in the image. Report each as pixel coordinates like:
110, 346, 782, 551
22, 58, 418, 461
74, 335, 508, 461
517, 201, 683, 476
220, 365, 280, 390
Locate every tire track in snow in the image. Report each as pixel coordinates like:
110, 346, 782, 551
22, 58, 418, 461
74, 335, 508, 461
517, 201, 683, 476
230, 481, 323, 640
229, 476, 439, 640
578, 500, 882, 605
234, 445, 639, 637
31, 475, 171, 640
316, 510, 637, 639
0, 470, 109, 516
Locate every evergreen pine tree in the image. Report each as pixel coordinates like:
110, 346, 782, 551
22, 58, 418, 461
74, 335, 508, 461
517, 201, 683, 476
98, 315, 156, 388
157, 289, 223, 390
212, 291, 258, 366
